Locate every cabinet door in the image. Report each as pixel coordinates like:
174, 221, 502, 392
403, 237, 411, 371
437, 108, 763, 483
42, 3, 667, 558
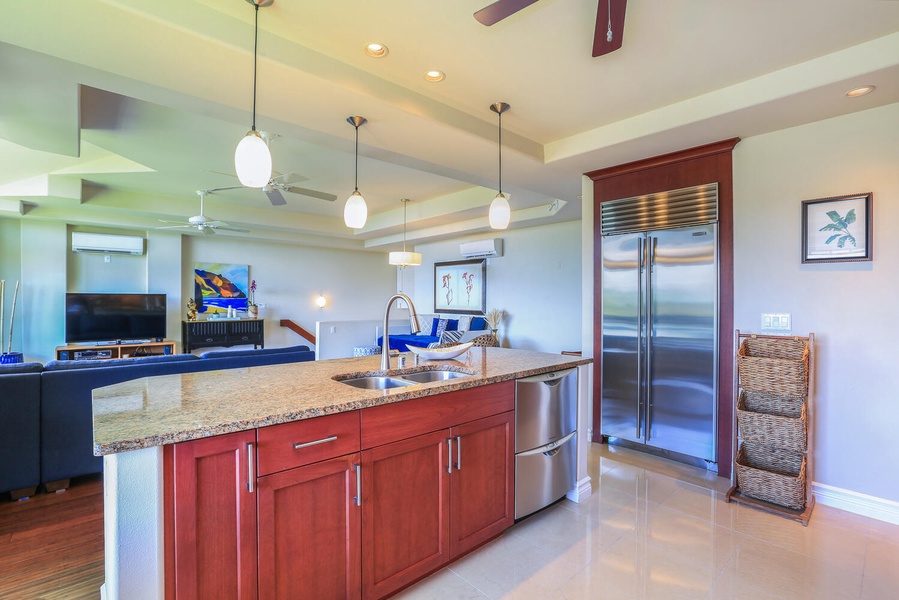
257, 453, 361, 600
171, 430, 258, 600
361, 430, 450, 600
450, 411, 515, 558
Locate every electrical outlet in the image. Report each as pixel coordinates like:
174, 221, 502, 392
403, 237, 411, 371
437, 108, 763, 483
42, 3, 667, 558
330, 326, 337, 334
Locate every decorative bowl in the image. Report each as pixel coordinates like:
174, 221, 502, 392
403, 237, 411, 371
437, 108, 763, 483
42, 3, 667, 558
406, 342, 474, 361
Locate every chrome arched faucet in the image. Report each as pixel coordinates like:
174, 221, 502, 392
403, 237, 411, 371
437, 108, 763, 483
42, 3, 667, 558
382, 293, 420, 371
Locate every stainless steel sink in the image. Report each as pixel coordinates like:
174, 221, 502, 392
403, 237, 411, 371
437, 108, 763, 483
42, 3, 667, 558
400, 370, 470, 383
339, 376, 416, 390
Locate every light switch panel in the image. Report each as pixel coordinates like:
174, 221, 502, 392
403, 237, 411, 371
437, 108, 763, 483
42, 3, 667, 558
761, 313, 792, 333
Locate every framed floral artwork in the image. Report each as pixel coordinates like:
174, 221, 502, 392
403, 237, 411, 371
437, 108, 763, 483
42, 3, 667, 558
801, 192, 873, 264
434, 259, 486, 315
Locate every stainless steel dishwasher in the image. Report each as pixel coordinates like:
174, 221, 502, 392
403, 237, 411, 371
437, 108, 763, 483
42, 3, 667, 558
515, 367, 577, 519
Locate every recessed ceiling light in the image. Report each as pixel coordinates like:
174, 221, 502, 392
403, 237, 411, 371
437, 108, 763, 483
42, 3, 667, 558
424, 70, 445, 82
365, 43, 388, 58
846, 85, 875, 98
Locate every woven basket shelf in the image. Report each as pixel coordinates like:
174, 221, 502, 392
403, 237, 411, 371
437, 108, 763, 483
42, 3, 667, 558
741, 389, 804, 418
735, 442, 806, 511
737, 338, 809, 397
737, 392, 807, 452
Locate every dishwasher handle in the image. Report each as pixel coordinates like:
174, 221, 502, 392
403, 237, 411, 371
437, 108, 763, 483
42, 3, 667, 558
516, 431, 576, 457
516, 367, 577, 384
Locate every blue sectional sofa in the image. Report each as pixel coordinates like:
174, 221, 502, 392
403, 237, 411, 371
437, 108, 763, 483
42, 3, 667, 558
1, 345, 315, 499
0, 362, 43, 500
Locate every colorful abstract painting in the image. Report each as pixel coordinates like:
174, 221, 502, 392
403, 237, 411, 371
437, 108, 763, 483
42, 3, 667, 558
193, 262, 249, 313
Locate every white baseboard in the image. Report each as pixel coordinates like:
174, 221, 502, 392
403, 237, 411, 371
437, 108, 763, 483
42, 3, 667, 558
567, 476, 593, 503
812, 481, 899, 525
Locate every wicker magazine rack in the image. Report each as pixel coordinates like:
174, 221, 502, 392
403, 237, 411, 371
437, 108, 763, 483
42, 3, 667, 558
726, 331, 816, 525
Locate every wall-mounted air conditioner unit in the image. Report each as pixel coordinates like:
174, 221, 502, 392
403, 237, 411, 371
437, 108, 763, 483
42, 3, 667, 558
460, 238, 503, 259
71, 232, 145, 256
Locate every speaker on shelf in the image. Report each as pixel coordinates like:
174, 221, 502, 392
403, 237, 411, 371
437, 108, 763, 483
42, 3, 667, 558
163, 345, 171, 355
59, 350, 70, 360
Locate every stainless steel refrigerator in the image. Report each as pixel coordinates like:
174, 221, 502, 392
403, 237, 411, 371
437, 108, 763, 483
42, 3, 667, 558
600, 185, 718, 463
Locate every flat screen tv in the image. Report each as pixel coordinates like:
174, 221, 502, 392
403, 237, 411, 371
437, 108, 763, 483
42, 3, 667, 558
65, 293, 167, 344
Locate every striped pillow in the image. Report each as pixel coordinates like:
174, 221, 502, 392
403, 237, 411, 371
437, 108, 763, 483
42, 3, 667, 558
440, 329, 464, 345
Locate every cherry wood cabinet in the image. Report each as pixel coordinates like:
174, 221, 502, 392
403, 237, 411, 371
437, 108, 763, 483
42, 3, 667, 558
359, 383, 515, 600
166, 382, 515, 600
257, 453, 361, 600
449, 411, 515, 558
169, 429, 258, 600
361, 430, 450, 600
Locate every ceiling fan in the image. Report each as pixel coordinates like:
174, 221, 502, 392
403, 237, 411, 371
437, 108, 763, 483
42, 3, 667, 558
474, 0, 627, 57
157, 190, 250, 235
212, 172, 338, 206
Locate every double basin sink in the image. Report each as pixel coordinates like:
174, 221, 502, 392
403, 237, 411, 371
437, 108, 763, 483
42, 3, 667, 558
337, 368, 471, 390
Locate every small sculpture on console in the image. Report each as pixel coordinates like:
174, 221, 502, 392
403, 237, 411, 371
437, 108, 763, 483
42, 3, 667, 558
186, 298, 198, 322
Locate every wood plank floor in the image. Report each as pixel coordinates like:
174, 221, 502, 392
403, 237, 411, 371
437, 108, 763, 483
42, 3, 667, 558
0, 476, 104, 599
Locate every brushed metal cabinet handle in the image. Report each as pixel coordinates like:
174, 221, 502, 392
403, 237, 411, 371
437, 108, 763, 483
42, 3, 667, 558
353, 464, 361, 507
455, 435, 462, 470
246, 442, 255, 493
446, 438, 453, 474
293, 435, 338, 450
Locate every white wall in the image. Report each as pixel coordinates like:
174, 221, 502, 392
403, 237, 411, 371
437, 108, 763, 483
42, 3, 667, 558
732, 102, 899, 504
21, 221, 66, 363
413, 221, 582, 353
182, 235, 398, 350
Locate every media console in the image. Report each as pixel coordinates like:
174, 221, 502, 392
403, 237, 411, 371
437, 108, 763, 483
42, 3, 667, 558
55, 340, 176, 361
181, 319, 264, 353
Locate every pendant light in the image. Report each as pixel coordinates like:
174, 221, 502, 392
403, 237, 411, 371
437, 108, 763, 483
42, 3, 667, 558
344, 116, 368, 229
234, 0, 273, 189
489, 102, 511, 230
389, 199, 422, 267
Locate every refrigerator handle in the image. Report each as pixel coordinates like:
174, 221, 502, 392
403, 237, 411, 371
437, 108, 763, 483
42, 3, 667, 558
646, 236, 657, 442
636, 236, 644, 440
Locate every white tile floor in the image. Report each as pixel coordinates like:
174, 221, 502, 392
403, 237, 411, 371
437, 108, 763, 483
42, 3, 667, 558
395, 443, 899, 599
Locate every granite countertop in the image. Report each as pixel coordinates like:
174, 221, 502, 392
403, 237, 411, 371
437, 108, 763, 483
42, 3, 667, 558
92, 347, 592, 456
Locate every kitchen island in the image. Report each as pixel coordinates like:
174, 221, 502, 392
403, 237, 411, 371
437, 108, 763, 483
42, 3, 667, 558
93, 347, 593, 600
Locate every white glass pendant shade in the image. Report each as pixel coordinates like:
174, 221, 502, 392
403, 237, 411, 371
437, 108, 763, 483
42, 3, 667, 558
389, 251, 422, 267
235, 131, 272, 188
489, 192, 511, 229
344, 190, 368, 229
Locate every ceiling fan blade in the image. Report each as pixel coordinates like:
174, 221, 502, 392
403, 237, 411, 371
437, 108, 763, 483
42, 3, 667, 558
156, 224, 191, 230
201, 227, 216, 235
474, 0, 539, 26
207, 185, 245, 193
271, 172, 308, 185
265, 188, 288, 206
283, 186, 337, 202
593, 0, 627, 57
214, 226, 251, 233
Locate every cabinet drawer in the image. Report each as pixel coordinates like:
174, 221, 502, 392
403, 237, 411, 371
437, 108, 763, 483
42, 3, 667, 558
227, 333, 262, 345
361, 381, 514, 449
257, 411, 360, 476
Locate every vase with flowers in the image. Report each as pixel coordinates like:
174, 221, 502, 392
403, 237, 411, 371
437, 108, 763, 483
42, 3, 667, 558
247, 279, 258, 318
0, 279, 23, 364
485, 308, 504, 337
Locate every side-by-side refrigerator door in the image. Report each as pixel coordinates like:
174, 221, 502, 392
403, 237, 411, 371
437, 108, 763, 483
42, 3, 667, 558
645, 225, 718, 461
600, 232, 644, 444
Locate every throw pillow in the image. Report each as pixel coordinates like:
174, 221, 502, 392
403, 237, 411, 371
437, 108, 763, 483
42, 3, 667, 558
440, 329, 464, 345
434, 318, 449, 339
470, 316, 488, 330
